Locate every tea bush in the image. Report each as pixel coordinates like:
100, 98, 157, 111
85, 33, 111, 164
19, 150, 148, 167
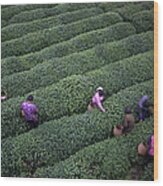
131, 10, 154, 33
34, 118, 153, 179
1, 22, 136, 77
1, 51, 154, 139
1, 80, 154, 177
1, 7, 103, 42
1, 30, 153, 78
1, 4, 58, 22
2, 12, 122, 58
8, 3, 96, 24
2, 23, 139, 97
1, 2, 154, 180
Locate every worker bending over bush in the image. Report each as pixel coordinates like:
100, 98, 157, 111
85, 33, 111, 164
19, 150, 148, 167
138, 134, 154, 160
20, 95, 39, 129
123, 107, 135, 134
88, 86, 106, 112
136, 95, 153, 122
112, 107, 135, 137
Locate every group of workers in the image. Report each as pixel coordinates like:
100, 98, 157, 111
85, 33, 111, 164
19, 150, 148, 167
1, 86, 154, 160
87, 86, 154, 160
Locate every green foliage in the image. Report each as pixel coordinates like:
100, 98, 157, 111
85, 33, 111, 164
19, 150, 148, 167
1, 80, 154, 177
1, 7, 103, 42
98, 1, 153, 14
1, 2, 154, 180
2, 22, 137, 97
1, 30, 153, 79
1, 19, 8, 27
97, 2, 127, 12
2, 12, 122, 58
1, 51, 154, 139
116, 1, 153, 21
140, 162, 154, 181
131, 10, 154, 33
33, 118, 153, 179
8, 4, 97, 24
134, 1, 154, 10
2, 1, 154, 43
1, 22, 137, 77
1, 4, 58, 22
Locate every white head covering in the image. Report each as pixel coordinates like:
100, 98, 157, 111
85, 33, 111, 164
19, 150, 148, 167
96, 86, 104, 92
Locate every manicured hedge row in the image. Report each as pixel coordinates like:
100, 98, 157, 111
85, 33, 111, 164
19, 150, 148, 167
133, 1, 154, 10
115, 1, 154, 21
2, 49, 153, 100
2, 22, 137, 97
97, 1, 127, 12
1, 51, 154, 139
1, 30, 153, 78
1, 20, 8, 27
1, 80, 154, 177
1, 4, 58, 22
131, 10, 154, 33
8, 3, 97, 24
140, 162, 154, 181
2, 12, 122, 58
2, 2, 135, 41
1, 7, 103, 42
98, 1, 153, 13
33, 117, 153, 179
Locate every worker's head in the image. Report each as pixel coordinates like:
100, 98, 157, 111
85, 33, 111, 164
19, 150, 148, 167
124, 107, 132, 114
27, 95, 34, 102
144, 99, 151, 108
96, 86, 104, 97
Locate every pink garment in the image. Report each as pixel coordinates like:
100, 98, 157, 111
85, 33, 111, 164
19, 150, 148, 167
149, 135, 154, 156
92, 92, 105, 112
1, 96, 7, 101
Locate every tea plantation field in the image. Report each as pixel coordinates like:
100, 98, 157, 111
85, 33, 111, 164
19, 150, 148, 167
1, 2, 154, 180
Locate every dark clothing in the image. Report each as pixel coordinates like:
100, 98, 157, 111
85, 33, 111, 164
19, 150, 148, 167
27, 120, 39, 130
137, 96, 149, 121
123, 113, 135, 133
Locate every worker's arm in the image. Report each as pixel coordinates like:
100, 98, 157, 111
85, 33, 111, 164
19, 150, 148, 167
21, 110, 25, 116
95, 94, 106, 112
20, 102, 25, 117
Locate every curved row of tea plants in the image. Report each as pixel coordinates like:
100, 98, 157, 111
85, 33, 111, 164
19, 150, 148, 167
2, 24, 141, 97
1, 4, 58, 23
1, 7, 104, 42
1, 80, 154, 177
1, 22, 136, 78
2, 12, 122, 58
140, 162, 154, 181
1, 30, 153, 79
114, 1, 153, 21
3, 2, 151, 41
33, 117, 153, 179
2, 49, 153, 99
8, 3, 98, 25
131, 9, 154, 33
1, 51, 154, 139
